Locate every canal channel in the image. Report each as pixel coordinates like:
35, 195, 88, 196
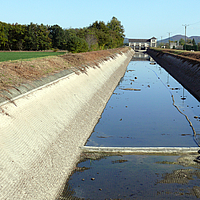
58, 53, 200, 199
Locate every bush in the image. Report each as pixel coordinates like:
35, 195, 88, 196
67, 36, 88, 53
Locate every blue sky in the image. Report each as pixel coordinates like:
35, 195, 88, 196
1, 0, 200, 40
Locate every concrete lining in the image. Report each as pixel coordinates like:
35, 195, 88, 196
81, 146, 200, 154
0, 49, 134, 199
147, 49, 200, 101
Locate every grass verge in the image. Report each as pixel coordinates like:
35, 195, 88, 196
0, 51, 66, 62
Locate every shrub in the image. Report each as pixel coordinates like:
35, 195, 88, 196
67, 36, 88, 53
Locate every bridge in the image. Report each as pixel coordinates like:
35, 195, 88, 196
129, 37, 157, 52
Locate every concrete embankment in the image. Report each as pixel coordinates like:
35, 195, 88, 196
0, 49, 134, 199
147, 49, 200, 101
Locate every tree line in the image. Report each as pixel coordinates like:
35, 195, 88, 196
0, 17, 125, 52
158, 38, 200, 51
179, 38, 198, 51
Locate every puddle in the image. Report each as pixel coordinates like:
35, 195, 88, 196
86, 56, 200, 147
58, 154, 200, 199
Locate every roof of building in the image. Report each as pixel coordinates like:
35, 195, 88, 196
129, 37, 157, 43
129, 39, 150, 43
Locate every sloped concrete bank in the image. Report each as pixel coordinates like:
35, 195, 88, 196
0, 49, 134, 199
147, 49, 200, 101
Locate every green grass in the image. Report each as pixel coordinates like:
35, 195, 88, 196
0, 51, 66, 62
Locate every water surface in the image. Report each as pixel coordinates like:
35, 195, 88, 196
60, 154, 200, 199
86, 56, 200, 147
59, 54, 200, 200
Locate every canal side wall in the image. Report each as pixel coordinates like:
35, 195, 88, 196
0, 49, 134, 199
147, 49, 200, 101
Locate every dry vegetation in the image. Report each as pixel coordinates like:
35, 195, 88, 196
152, 48, 200, 61
0, 47, 129, 94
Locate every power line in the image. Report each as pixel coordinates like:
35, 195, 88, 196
188, 20, 200, 26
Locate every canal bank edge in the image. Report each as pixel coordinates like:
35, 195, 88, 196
147, 49, 200, 102
0, 49, 134, 199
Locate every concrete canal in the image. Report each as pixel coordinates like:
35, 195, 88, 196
58, 53, 200, 199
86, 53, 200, 148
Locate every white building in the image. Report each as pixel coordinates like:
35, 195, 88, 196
129, 37, 157, 51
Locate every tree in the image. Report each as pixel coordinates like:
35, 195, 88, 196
186, 38, 192, 44
90, 21, 109, 33
179, 38, 185, 46
107, 16, 125, 47
0, 16, 126, 52
85, 32, 98, 50
6, 23, 26, 50
36, 24, 51, 50
67, 36, 88, 53
49, 25, 65, 49
0, 22, 8, 50
192, 38, 196, 46
24, 23, 39, 50
198, 43, 200, 51
107, 17, 124, 37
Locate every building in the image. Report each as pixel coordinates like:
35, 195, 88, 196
169, 41, 183, 50
129, 37, 157, 51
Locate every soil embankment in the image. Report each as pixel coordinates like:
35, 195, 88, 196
0, 48, 134, 199
147, 48, 200, 101
0, 48, 129, 104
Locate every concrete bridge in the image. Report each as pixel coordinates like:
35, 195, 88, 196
129, 37, 157, 52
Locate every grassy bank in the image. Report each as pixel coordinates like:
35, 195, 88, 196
0, 51, 66, 62
0, 47, 130, 96
150, 48, 200, 60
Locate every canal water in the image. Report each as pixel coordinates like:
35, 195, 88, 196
86, 53, 200, 147
59, 154, 200, 199
58, 53, 200, 199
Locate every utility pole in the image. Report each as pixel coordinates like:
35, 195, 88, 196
182, 24, 189, 50
167, 32, 172, 49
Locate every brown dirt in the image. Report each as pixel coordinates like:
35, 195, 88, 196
0, 47, 129, 94
155, 48, 200, 61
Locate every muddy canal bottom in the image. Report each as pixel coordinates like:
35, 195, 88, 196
59, 54, 200, 199
59, 154, 200, 199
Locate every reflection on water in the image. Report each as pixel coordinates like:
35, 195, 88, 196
59, 54, 200, 200
59, 154, 200, 199
86, 54, 200, 147
131, 52, 151, 61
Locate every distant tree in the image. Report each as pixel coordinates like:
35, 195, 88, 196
179, 38, 185, 46
49, 25, 65, 49
7, 23, 27, 50
0, 22, 8, 50
90, 21, 109, 33
107, 17, 124, 38
192, 38, 196, 46
186, 38, 192, 44
157, 42, 164, 48
85, 32, 98, 50
37, 24, 51, 50
24, 23, 39, 50
107, 17, 125, 47
67, 36, 88, 53
64, 28, 77, 39
198, 43, 200, 51
0, 16, 126, 52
